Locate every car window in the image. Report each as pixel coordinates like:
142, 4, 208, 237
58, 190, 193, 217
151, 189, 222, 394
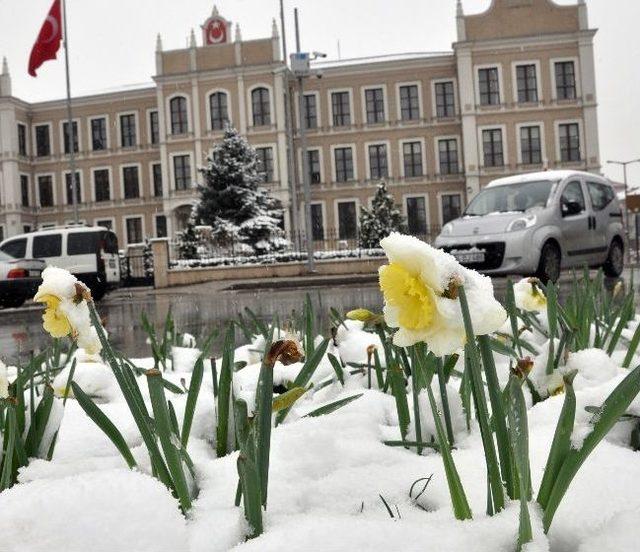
101, 231, 119, 254
560, 181, 586, 215
68, 232, 98, 255
33, 234, 62, 258
587, 181, 614, 211
0, 238, 27, 259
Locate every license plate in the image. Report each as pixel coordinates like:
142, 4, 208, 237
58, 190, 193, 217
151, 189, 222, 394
108, 259, 116, 268
453, 251, 485, 264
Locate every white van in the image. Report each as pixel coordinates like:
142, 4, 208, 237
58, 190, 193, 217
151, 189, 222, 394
0, 225, 120, 300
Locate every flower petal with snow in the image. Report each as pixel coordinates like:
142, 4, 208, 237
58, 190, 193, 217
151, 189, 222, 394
0, 360, 9, 399
513, 277, 547, 312
34, 267, 102, 355
378, 233, 506, 356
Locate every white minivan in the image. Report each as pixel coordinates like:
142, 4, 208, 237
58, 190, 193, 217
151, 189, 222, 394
0, 225, 120, 300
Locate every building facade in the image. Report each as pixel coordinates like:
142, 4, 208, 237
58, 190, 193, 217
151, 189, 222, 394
0, 0, 599, 248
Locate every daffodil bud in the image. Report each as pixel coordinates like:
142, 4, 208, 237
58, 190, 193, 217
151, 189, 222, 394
267, 339, 305, 367
513, 277, 547, 313
346, 309, 377, 323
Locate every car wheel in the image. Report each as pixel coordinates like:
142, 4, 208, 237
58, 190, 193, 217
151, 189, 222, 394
1, 296, 25, 309
603, 240, 624, 278
536, 242, 561, 283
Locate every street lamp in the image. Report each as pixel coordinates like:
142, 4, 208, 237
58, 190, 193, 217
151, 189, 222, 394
290, 9, 326, 272
607, 159, 640, 255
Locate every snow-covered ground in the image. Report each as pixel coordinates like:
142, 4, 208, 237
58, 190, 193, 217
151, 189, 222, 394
1, 316, 639, 552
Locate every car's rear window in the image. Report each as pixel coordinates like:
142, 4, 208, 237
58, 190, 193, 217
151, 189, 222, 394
67, 232, 99, 255
1, 238, 27, 259
33, 234, 62, 257
101, 231, 119, 254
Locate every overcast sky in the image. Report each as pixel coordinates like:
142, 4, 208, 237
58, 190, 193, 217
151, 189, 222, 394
1, 0, 639, 185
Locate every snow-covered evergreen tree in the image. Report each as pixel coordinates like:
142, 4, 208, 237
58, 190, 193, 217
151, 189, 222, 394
197, 127, 287, 255
175, 209, 200, 260
142, 239, 154, 278
358, 182, 406, 248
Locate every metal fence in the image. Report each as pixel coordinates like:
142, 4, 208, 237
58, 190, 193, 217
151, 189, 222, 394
121, 249, 154, 287
169, 226, 442, 266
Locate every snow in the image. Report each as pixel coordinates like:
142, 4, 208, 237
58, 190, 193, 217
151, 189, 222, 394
3, 300, 640, 550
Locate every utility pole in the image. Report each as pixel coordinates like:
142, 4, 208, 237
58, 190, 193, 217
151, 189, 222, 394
608, 158, 640, 260
62, 0, 79, 224
279, 0, 300, 245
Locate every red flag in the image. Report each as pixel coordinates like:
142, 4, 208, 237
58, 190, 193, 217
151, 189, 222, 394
28, 0, 62, 77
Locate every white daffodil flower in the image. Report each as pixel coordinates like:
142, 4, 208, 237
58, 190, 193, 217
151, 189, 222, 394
513, 277, 547, 313
33, 267, 102, 355
378, 233, 506, 356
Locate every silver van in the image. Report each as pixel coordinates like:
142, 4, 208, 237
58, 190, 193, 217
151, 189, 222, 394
434, 170, 625, 282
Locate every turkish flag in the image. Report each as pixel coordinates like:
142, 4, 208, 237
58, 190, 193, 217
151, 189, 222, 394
28, 0, 62, 77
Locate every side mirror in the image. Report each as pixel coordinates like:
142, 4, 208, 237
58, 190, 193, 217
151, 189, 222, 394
562, 200, 582, 217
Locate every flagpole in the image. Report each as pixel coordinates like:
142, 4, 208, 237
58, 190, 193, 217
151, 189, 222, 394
62, 0, 79, 224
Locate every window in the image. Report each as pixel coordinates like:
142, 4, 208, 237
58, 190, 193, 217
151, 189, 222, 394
334, 147, 354, 182
169, 96, 188, 135
0, 227, 3, 242
65, 172, 82, 205
559, 123, 581, 162
331, 92, 351, 126
337, 201, 357, 240
478, 67, 500, 106
516, 64, 538, 103
368, 144, 388, 180
307, 150, 321, 184
555, 61, 576, 100
438, 139, 459, 174
310, 204, 324, 241
126, 217, 143, 244
17, 124, 26, 156
173, 155, 191, 190
365, 88, 385, 124
120, 114, 136, 147
33, 234, 62, 258
587, 181, 615, 211
123, 166, 140, 198
256, 147, 274, 182
399, 85, 420, 121
442, 194, 462, 224
303, 94, 317, 129
94, 169, 110, 202
35, 125, 50, 157
20, 175, 29, 207
209, 92, 229, 130
96, 219, 113, 230
152, 163, 163, 197
155, 215, 168, 238
63, 121, 79, 154
406, 196, 427, 236
435, 81, 455, 118
482, 129, 504, 167
520, 126, 542, 165
38, 176, 54, 207
91, 118, 107, 150
560, 181, 585, 215
23, 225, 32, 234
1, 238, 26, 258
403, 142, 423, 177
251, 88, 271, 126
67, 232, 102, 255
149, 111, 160, 144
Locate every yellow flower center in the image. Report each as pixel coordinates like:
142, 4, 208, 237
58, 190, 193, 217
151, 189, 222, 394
36, 294, 72, 338
379, 263, 436, 330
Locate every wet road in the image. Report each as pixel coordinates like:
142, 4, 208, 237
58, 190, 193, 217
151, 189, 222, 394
0, 271, 624, 365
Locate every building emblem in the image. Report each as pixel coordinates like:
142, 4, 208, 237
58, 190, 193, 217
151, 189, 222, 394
202, 7, 230, 45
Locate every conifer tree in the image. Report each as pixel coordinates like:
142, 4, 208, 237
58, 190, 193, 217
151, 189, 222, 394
358, 181, 406, 248
175, 209, 199, 260
197, 126, 286, 254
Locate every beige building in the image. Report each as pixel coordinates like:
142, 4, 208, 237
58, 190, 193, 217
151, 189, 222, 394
0, 0, 599, 248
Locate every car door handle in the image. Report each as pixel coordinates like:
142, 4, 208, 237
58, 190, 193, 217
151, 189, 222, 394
592, 216, 597, 230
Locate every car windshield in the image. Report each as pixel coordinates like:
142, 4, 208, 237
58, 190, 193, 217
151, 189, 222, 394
464, 180, 556, 217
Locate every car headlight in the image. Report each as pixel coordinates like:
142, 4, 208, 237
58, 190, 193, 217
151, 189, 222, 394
507, 215, 537, 232
441, 223, 454, 236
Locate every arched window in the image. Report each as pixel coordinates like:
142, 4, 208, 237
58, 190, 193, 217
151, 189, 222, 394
209, 92, 229, 131
251, 87, 271, 127
169, 96, 188, 135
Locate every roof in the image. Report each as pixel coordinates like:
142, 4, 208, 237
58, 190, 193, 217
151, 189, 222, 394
0, 225, 111, 244
486, 170, 608, 188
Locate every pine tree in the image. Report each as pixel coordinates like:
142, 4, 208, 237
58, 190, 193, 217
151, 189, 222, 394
197, 126, 286, 255
142, 239, 154, 277
358, 181, 406, 248
175, 209, 200, 260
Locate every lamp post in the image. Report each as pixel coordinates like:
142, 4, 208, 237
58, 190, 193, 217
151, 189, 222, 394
290, 8, 326, 272
607, 159, 640, 258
